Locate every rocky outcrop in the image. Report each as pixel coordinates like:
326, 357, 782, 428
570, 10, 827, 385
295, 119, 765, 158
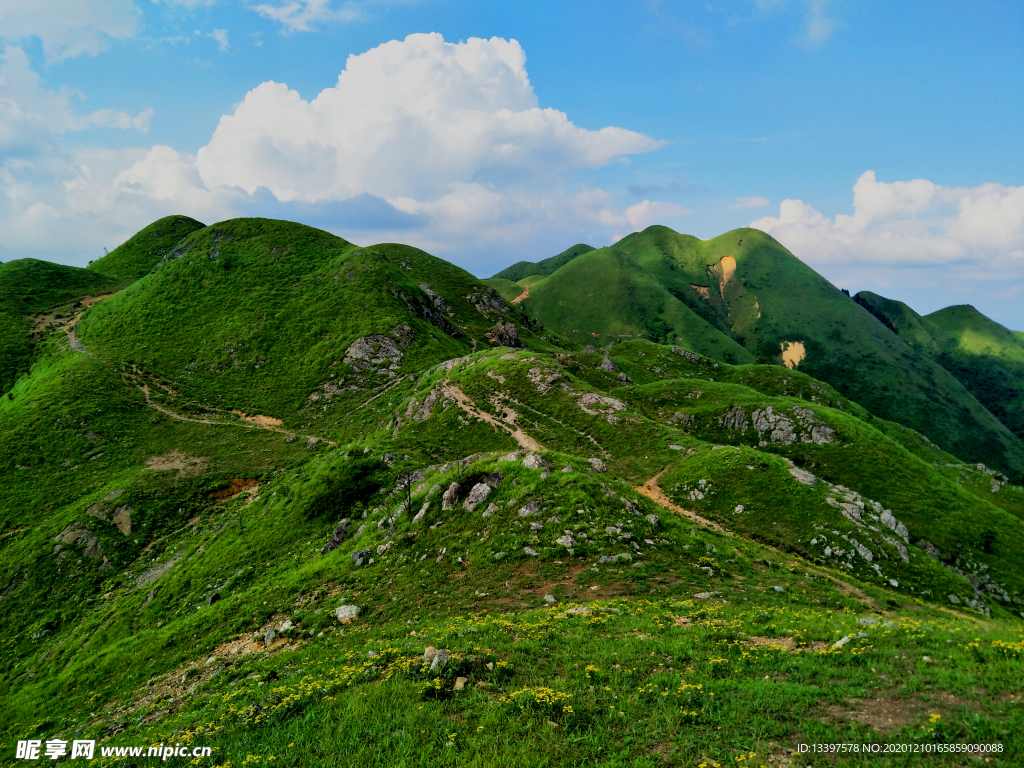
486, 322, 520, 348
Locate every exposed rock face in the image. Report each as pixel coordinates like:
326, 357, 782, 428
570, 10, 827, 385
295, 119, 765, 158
350, 549, 371, 566
577, 393, 626, 424
405, 387, 443, 422
717, 406, 749, 432
464, 483, 491, 511
112, 505, 132, 535
486, 322, 520, 347
588, 458, 607, 473
521, 454, 550, 471
321, 519, 351, 554
527, 366, 561, 392
753, 407, 796, 444
441, 482, 461, 510
418, 284, 452, 316
336, 605, 361, 623
671, 346, 700, 363
53, 522, 104, 559
342, 324, 416, 380
599, 356, 618, 372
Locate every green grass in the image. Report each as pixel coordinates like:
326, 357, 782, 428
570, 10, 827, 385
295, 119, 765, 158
2, 215, 1024, 767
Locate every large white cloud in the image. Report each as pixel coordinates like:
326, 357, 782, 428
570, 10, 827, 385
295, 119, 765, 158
195, 33, 663, 205
0, 0, 139, 62
1, 33, 684, 272
751, 171, 1024, 322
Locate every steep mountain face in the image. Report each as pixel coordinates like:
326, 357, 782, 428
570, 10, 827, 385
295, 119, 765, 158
494, 225, 1024, 479
856, 293, 1024, 443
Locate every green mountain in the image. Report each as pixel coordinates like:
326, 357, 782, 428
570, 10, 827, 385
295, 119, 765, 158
2, 216, 1023, 766
493, 225, 1024, 479
490, 242, 595, 283
856, 293, 1024, 442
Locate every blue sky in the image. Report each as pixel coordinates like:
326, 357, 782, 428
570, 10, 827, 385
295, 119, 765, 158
1, 0, 1022, 326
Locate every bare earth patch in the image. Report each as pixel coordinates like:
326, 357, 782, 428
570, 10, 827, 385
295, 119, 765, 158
780, 341, 806, 369
230, 410, 284, 427
145, 450, 206, 476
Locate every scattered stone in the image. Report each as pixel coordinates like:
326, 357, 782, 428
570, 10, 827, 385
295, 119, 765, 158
350, 549, 371, 566
484, 472, 505, 487
423, 647, 437, 665
321, 519, 352, 554
306, 438, 318, 451
497, 450, 524, 463
279, 619, 293, 632
522, 453, 550, 470
518, 500, 541, 517
544, 595, 556, 605
441, 482, 461, 510
454, 677, 468, 691
102, 489, 124, 501
599, 356, 618, 372
464, 483, 491, 511
695, 591, 721, 600
856, 617, 879, 626
598, 553, 632, 564
588, 457, 607, 473
560, 465, 574, 473
482, 503, 498, 518
855, 632, 869, 639
948, 594, 960, 604
263, 629, 276, 645
335, 605, 361, 623
645, 514, 660, 526
555, 534, 575, 548
429, 649, 451, 673
668, 444, 684, 451
772, 586, 786, 593
832, 635, 852, 649
493, 551, 506, 560
788, 466, 817, 485
523, 546, 539, 557
566, 606, 593, 617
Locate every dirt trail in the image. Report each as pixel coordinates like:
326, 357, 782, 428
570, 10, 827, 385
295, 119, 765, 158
131, 373, 337, 447
442, 382, 542, 452
511, 286, 529, 304
636, 469, 726, 533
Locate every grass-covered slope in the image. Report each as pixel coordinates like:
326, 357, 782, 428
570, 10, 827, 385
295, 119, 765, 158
0, 259, 119, 395
77, 219, 549, 437
490, 242, 595, 283
87, 215, 206, 284
509, 226, 1024, 479
856, 293, 1024, 442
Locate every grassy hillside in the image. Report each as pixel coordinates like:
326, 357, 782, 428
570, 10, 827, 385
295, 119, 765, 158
0, 259, 119, 395
491, 243, 595, 283
856, 293, 1024, 442
87, 215, 206, 284
507, 226, 1024, 479
2, 215, 1023, 766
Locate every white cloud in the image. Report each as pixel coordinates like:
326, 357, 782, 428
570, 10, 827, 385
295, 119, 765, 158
729, 195, 769, 209
0, 33, 670, 273
754, 0, 837, 46
210, 29, 230, 51
0, 44, 153, 154
750, 171, 1024, 320
0, 0, 139, 61
248, 0, 362, 32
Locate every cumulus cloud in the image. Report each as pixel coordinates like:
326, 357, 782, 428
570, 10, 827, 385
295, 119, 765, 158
729, 195, 769, 209
0, 0, 139, 62
1, 33, 681, 273
751, 171, 1024, 323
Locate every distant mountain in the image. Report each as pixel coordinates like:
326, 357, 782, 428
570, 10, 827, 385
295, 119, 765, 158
490, 243, 595, 283
489, 225, 1024, 478
856, 292, 1024, 442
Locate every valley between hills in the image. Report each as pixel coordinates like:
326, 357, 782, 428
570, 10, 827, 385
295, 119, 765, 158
1, 216, 1022, 766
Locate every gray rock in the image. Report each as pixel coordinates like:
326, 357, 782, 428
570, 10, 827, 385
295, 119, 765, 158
566, 606, 593, 617
788, 466, 817, 485
522, 453, 550, 470
487, 322, 520, 347
645, 514, 660, 526
856, 617, 879, 626
279, 619, 293, 632
321, 519, 351, 554
588, 457, 607, 473
350, 548, 371, 566
484, 472, 505, 487
523, 546, 539, 556
555, 534, 575, 548
102, 489, 124, 501
598, 553, 632, 564
948, 594, 961, 604
464, 483, 491, 511
695, 591, 722, 599
482, 503, 498, 517
454, 676, 468, 691
518, 500, 541, 517
560, 465, 574, 473
544, 594, 556, 605
599, 356, 618, 372
441, 482, 460, 510
423, 646, 437, 665
412, 500, 431, 525
306, 438, 318, 451
336, 605, 361, 623
429, 648, 451, 673
832, 635, 852, 649
263, 629, 276, 645
855, 632, 869, 639
493, 551, 506, 560
772, 586, 786, 593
